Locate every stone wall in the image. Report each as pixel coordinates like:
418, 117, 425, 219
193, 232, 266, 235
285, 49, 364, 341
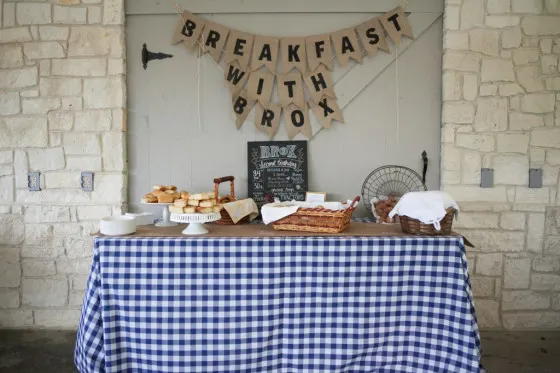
0, 0, 125, 328
443, 0, 560, 329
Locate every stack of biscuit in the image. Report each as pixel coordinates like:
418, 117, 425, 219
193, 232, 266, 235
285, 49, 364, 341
168, 191, 223, 214
141, 185, 187, 204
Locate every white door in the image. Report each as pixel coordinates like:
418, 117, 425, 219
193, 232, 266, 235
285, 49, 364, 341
126, 5, 443, 217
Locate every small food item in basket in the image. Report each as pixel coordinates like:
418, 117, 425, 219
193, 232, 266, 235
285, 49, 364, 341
158, 194, 174, 203
180, 191, 190, 200
187, 199, 200, 207
196, 207, 213, 214
199, 199, 216, 208
174, 199, 187, 208
373, 196, 399, 223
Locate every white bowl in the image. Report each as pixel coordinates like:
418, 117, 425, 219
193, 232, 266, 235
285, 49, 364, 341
100, 216, 136, 236
125, 212, 153, 226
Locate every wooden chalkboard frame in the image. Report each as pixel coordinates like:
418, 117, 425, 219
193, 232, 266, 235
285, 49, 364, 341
248, 141, 308, 206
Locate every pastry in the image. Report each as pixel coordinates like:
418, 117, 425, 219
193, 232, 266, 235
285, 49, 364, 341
180, 191, 190, 200
196, 207, 213, 214
168, 205, 184, 214
165, 189, 176, 195
212, 205, 223, 213
184, 207, 196, 214
202, 192, 216, 200
147, 197, 158, 203
189, 193, 204, 200
187, 199, 200, 207
199, 199, 216, 208
158, 194, 174, 203
153, 185, 165, 191
167, 185, 177, 191
174, 199, 187, 208
152, 190, 166, 197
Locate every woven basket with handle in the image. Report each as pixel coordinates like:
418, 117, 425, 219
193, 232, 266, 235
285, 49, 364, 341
272, 197, 360, 234
399, 207, 455, 235
213, 176, 250, 225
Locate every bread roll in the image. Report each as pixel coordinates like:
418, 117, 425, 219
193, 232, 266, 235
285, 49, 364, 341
187, 199, 200, 207
153, 185, 165, 191
167, 185, 177, 191
201, 192, 216, 200
180, 191, 190, 200
152, 190, 166, 197
148, 197, 158, 203
199, 199, 216, 207
189, 193, 204, 200
165, 189, 175, 195
183, 207, 196, 214
196, 207, 213, 214
158, 194, 174, 203
174, 199, 187, 207
168, 206, 184, 214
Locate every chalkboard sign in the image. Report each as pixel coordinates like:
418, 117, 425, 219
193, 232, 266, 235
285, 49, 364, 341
248, 141, 308, 205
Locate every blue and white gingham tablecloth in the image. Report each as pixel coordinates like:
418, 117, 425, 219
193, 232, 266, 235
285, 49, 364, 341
75, 234, 483, 373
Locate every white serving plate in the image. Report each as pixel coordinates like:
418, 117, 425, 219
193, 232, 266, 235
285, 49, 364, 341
125, 212, 153, 226
100, 216, 137, 236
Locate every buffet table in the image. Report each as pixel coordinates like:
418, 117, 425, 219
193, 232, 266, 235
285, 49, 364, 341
75, 223, 483, 373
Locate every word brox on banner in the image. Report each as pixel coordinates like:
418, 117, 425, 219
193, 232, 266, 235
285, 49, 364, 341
172, 6, 413, 139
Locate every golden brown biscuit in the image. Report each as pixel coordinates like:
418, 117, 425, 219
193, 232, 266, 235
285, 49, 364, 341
187, 199, 200, 207
196, 207, 213, 214
167, 185, 177, 191
153, 185, 166, 191
158, 194, 174, 203
174, 199, 187, 208
199, 200, 216, 208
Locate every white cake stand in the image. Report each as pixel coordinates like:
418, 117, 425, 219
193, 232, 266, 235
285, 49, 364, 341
140, 202, 177, 227
170, 212, 221, 235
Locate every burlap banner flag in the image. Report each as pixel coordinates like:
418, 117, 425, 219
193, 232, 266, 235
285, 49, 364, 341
331, 28, 363, 67
232, 90, 255, 129
172, 11, 205, 49
223, 30, 254, 70
306, 34, 334, 71
199, 21, 230, 61
284, 103, 312, 139
356, 17, 391, 57
380, 7, 414, 46
224, 62, 249, 94
251, 36, 279, 74
303, 65, 335, 103
255, 103, 282, 139
277, 73, 305, 109
310, 96, 344, 129
280, 38, 307, 74
247, 70, 275, 106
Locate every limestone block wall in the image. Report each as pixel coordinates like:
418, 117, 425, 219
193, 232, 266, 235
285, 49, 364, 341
0, 0, 125, 328
443, 0, 560, 329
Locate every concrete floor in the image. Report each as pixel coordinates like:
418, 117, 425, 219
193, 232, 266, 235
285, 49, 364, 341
0, 330, 559, 372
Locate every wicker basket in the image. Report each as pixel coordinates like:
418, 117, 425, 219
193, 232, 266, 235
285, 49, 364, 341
213, 176, 250, 225
399, 207, 456, 235
272, 197, 360, 234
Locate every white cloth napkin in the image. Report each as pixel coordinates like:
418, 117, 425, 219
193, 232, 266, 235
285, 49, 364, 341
223, 198, 259, 224
261, 199, 358, 225
388, 191, 459, 231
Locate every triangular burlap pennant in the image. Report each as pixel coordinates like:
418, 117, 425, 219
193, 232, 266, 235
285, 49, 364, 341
254, 103, 281, 139
305, 34, 334, 71
232, 89, 256, 129
356, 17, 391, 56
280, 37, 307, 74
199, 21, 230, 62
222, 30, 254, 70
224, 61, 249, 94
277, 73, 305, 109
251, 36, 279, 74
310, 96, 344, 129
331, 28, 363, 67
172, 11, 206, 49
303, 65, 335, 103
246, 70, 275, 106
284, 103, 312, 139
380, 7, 414, 45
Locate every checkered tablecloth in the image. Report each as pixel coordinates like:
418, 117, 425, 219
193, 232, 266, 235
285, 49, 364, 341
75, 235, 483, 373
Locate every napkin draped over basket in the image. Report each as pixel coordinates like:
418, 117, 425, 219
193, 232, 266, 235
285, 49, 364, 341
388, 191, 459, 235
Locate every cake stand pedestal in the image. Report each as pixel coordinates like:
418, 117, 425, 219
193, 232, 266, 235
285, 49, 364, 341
170, 212, 221, 235
140, 202, 177, 227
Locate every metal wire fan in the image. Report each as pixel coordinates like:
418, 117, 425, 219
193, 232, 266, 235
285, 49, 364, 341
362, 166, 427, 213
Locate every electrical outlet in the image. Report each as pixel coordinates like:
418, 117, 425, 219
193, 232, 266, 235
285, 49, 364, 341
81, 172, 94, 192
529, 168, 543, 188
480, 168, 494, 188
28, 172, 41, 191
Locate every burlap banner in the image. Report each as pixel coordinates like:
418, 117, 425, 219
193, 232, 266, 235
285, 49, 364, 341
255, 103, 282, 139
379, 7, 414, 46
172, 6, 414, 140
